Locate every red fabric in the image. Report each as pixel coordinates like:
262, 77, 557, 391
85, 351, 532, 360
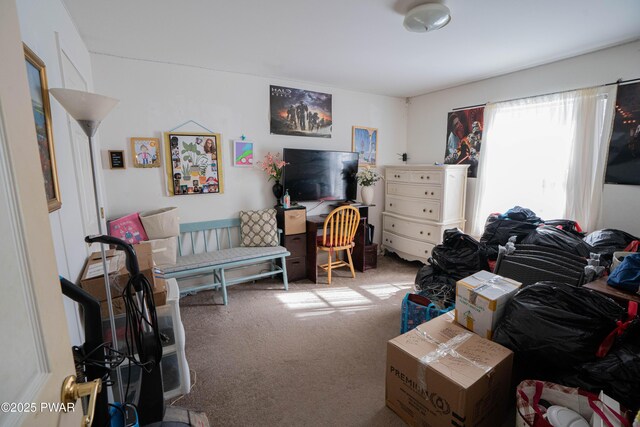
488, 259, 497, 272
624, 240, 640, 252
596, 301, 639, 358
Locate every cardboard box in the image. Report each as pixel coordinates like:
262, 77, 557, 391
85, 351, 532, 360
386, 314, 513, 427
99, 277, 167, 318
455, 270, 522, 340
80, 244, 156, 301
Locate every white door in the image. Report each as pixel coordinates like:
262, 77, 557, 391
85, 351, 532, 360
0, 1, 82, 426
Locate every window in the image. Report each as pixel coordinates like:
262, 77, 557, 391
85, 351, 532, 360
470, 86, 617, 236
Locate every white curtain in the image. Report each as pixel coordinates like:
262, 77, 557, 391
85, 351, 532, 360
469, 85, 617, 237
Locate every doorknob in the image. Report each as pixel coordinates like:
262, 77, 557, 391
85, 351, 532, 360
61, 375, 102, 427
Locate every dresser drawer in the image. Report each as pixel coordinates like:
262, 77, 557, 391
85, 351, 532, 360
386, 168, 412, 182
385, 196, 440, 221
383, 215, 439, 244
409, 170, 443, 185
285, 256, 307, 282
383, 231, 435, 261
282, 233, 306, 257
387, 182, 442, 200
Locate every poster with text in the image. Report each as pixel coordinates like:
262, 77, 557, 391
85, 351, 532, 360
270, 85, 332, 138
444, 106, 484, 178
605, 82, 640, 185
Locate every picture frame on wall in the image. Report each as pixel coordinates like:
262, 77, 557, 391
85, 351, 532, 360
165, 131, 223, 195
352, 126, 378, 166
233, 140, 254, 167
131, 137, 161, 168
109, 150, 126, 169
269, 85, 332, 138
24, 43, 62, 212
444, 106, 484, 178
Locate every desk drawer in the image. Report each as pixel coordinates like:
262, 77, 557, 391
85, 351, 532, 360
385, 196, 440, 221
283, 209, 306, 235
383, 215, 439, 244
387, 182, 442, 200
283, 233, 306, 257
285, 256, 307, 282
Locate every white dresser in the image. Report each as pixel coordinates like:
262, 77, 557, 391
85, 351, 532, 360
382, 164, 469, 263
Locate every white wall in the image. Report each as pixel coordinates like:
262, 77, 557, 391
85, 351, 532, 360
407, 40, 640, 237
16, 0, 98, 344
92, 54, 408, 245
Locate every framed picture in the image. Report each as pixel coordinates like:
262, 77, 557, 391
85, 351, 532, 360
164, 132, 223, 195
605, 81, 640, 185
233, 140, 254, 167
269, 85, 332, 138
109, 150, 126, 169
131, 137, 161, 168
352, 126, 378, 166
24, 44, 61, 212
444, 106, 484, 178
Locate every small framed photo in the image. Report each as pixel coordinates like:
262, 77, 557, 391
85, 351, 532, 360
109, 150, 126, 169
233, 140, 254, 167
131, 137, 161, 168
352, 126, 378, 167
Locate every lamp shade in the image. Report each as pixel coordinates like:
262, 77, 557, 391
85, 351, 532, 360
49, 88, 119, 122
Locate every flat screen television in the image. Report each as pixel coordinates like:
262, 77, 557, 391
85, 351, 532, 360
282, 148, 358, 202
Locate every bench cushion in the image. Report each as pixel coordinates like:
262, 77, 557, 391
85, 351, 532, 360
157, 245, 288, 274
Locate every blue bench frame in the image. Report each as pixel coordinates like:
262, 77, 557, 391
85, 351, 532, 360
160, 218, 289, 305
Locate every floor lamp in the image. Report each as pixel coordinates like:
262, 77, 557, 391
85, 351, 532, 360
49, 88, 124, 399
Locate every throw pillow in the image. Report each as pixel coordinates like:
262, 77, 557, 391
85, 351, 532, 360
239, 209, 279, 247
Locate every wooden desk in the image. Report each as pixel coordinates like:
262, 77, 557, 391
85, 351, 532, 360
583, 276, 640, 305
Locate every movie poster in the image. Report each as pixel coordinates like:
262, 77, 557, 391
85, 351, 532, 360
270, 85, 332, 138
444, 106, 484, 178
605, 82, 640, 185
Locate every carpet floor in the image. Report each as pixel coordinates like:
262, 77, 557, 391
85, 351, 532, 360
173, 254, 420, 426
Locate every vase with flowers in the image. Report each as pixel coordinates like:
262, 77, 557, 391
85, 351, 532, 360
258, 152, 288, 204
356, 165, 382, 205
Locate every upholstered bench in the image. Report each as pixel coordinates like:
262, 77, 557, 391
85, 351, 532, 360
156, 216, 290, 305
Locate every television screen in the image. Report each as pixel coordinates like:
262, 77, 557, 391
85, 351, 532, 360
282, 148, 358, 202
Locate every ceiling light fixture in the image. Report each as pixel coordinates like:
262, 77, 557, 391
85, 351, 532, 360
403, 3, 451, 33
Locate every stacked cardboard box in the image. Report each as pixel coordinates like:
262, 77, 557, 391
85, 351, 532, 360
79, 245, 167, 317
454, 270, 522, 340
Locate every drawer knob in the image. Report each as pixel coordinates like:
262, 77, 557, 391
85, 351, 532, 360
391, 224, 395, 227
423, 208, 426, 212
428, 232, 431, 236
390, 240, 393, 243
424, 191, 428, 195
431, 192, 434, 195
390, 203, 393, 206
425, 250, 429, 254
429, 209, 433, 213
427, 176, 431, 180
420, 176, 424, 179
419, 231, 423, 234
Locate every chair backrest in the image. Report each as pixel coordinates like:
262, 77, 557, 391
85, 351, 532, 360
321, 206, 361, 248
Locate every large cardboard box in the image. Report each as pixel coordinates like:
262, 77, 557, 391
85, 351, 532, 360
386, 313, 513, 427
80, 245, 166, 317
455, 270, 522, 340
80, 244, 156, 301
99, 277, 167, 318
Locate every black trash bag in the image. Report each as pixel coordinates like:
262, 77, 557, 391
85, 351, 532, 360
493, 282, 625, 381
503, 206, 543, 223
480, 214, 541, 259
583, 228, 639, 262
521, 225, 593, 258
414, 263, 457, 307
544, 219, 585, 238
431, 229, 489, 281
558, 318, 640, 412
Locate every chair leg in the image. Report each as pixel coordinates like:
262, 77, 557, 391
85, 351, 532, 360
280, 255, 289, 291
327, 251, 332, 285
220, 268, 228, 306
346, 249, 356, 278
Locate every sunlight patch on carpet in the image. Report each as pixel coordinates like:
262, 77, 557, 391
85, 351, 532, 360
359, 283, 413, 299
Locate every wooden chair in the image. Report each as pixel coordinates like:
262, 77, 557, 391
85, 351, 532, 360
317, 206, 361, 284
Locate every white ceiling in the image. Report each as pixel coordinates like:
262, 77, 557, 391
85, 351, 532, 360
62, 0, 640, 98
